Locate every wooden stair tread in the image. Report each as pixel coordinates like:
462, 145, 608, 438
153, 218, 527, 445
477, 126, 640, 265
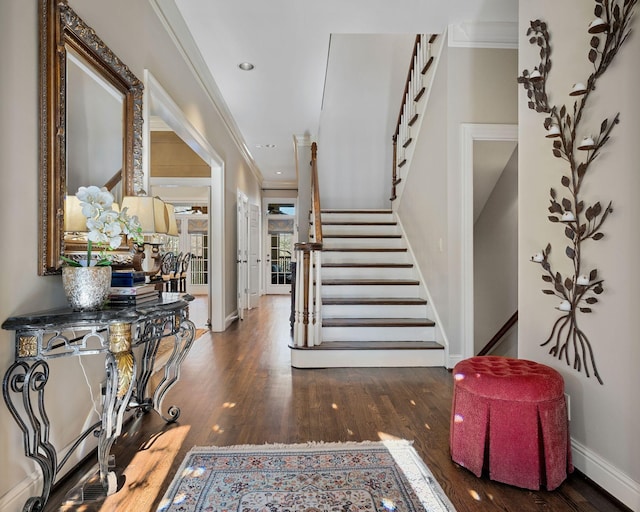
323, 318, 435, 327
323, 279, 419, 286
322, 263, 413, 268
421, 56, 434, 75
291, 341, 443, 350
322, 297, 427, 305
321, 209, 392, 214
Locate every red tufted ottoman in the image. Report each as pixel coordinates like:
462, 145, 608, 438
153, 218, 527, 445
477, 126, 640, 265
450, 356, 572, 490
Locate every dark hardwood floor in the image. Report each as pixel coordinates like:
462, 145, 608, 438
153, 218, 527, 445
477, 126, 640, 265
47, 295, 628, 511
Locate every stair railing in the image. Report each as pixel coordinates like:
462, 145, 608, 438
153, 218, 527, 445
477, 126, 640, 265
477, 311, 518, 356
391, 33, 438, 202
293, 142, 323, 347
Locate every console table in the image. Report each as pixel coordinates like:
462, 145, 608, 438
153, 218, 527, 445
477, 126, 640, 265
2, 294, 196, 512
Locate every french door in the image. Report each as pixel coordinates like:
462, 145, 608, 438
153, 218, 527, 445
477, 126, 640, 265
264, 200, 296, 295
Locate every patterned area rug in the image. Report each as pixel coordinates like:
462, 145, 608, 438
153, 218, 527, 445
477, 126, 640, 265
157, 441, 455, 511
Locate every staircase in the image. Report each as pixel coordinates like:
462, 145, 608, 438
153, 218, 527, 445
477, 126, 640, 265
290, 209, 445, 368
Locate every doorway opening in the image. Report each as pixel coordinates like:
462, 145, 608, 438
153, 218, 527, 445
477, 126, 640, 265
264, 200, 296, 295
144, 70, 225, 331
460, 123, 518, 360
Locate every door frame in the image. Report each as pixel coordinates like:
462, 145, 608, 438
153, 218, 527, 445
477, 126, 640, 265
144, 70, 226, 331
248, 203, 261, 308
237, 191, 249, 319
459, 123, 518, 362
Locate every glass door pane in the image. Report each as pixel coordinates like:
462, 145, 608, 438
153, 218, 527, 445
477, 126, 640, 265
265, 201, 295, 294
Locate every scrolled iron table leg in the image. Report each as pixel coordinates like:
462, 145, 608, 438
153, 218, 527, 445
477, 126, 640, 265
96, 322, 136, 496
2, 360, 57, 512
152, 317, 196, 422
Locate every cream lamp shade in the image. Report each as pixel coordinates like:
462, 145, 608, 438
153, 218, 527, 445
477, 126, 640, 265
121, 196, 168, 235
64, 195, 87, 232
65, 195, 122, 232
165, 203, 179, 236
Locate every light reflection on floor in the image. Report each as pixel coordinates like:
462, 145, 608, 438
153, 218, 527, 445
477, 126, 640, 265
93, 424, 190, 512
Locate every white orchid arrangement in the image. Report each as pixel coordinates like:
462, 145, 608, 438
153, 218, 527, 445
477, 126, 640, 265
62, 185, 143, 267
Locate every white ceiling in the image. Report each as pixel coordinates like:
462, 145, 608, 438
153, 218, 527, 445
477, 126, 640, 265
157, 0, 518, 188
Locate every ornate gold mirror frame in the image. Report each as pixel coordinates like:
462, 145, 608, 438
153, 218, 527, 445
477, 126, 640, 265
39, 0, 144, 275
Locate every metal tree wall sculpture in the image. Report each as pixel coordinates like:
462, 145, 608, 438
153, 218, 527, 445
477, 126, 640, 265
518, 0, 635, 385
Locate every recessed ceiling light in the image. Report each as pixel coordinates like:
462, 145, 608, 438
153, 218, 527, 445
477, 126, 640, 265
238, 62, 254, 71
276, 171, 282, 175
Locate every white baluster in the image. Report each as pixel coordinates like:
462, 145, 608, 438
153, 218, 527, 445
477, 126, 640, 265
313, 250, 322, 346
307, 249, 316, 347
294, 247, 304, 346
413, 39, 423, 85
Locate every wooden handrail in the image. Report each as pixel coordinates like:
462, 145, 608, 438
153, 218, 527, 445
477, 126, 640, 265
394, 35, 420, 140
311, 142, 323, 245
391, 34, 437, 202
477, 311, 518, 356
103, 169, 123, 192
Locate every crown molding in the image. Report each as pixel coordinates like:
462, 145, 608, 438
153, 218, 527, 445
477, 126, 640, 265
148, 0, 263, 186
448, 22, 518, 49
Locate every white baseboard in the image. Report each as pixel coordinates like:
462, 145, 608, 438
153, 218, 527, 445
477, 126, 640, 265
0, 426, 101, 512
446, 354, 464, 370
225, 311, 239, 329
571, 437, 640, 510
0, 470, 41, 512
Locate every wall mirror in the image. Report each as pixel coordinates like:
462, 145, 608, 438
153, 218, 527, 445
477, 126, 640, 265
39, 0, 144, 275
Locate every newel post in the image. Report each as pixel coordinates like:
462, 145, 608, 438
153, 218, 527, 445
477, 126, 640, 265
293, 242, 323, 347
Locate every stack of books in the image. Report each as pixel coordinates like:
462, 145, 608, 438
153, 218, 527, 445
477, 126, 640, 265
108, 282, 159, 307
111, 269, 146, 287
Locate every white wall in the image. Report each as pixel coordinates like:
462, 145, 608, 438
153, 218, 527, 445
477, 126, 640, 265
398, 44, 518, 360
474, 146, 518, 354
0, 1, 259, 509
518, 2, 640, 507
318, 34, 414, 210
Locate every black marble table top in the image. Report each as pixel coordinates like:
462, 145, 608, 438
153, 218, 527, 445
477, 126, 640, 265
2, 293, 194, 331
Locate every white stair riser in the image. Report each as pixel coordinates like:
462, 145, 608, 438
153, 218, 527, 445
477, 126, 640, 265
322, 325, 435, 342
321, 212, 394, 223
290, 348, 444, 368
322, 284, 421, 298
320, 224, 400, 236
321, 251, 410, 265
322, 238, 405, 249
322, 304, 428, 318
321, 266, 415, 280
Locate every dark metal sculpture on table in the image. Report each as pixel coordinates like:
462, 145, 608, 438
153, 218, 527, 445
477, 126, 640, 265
518, 0, 636, 385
